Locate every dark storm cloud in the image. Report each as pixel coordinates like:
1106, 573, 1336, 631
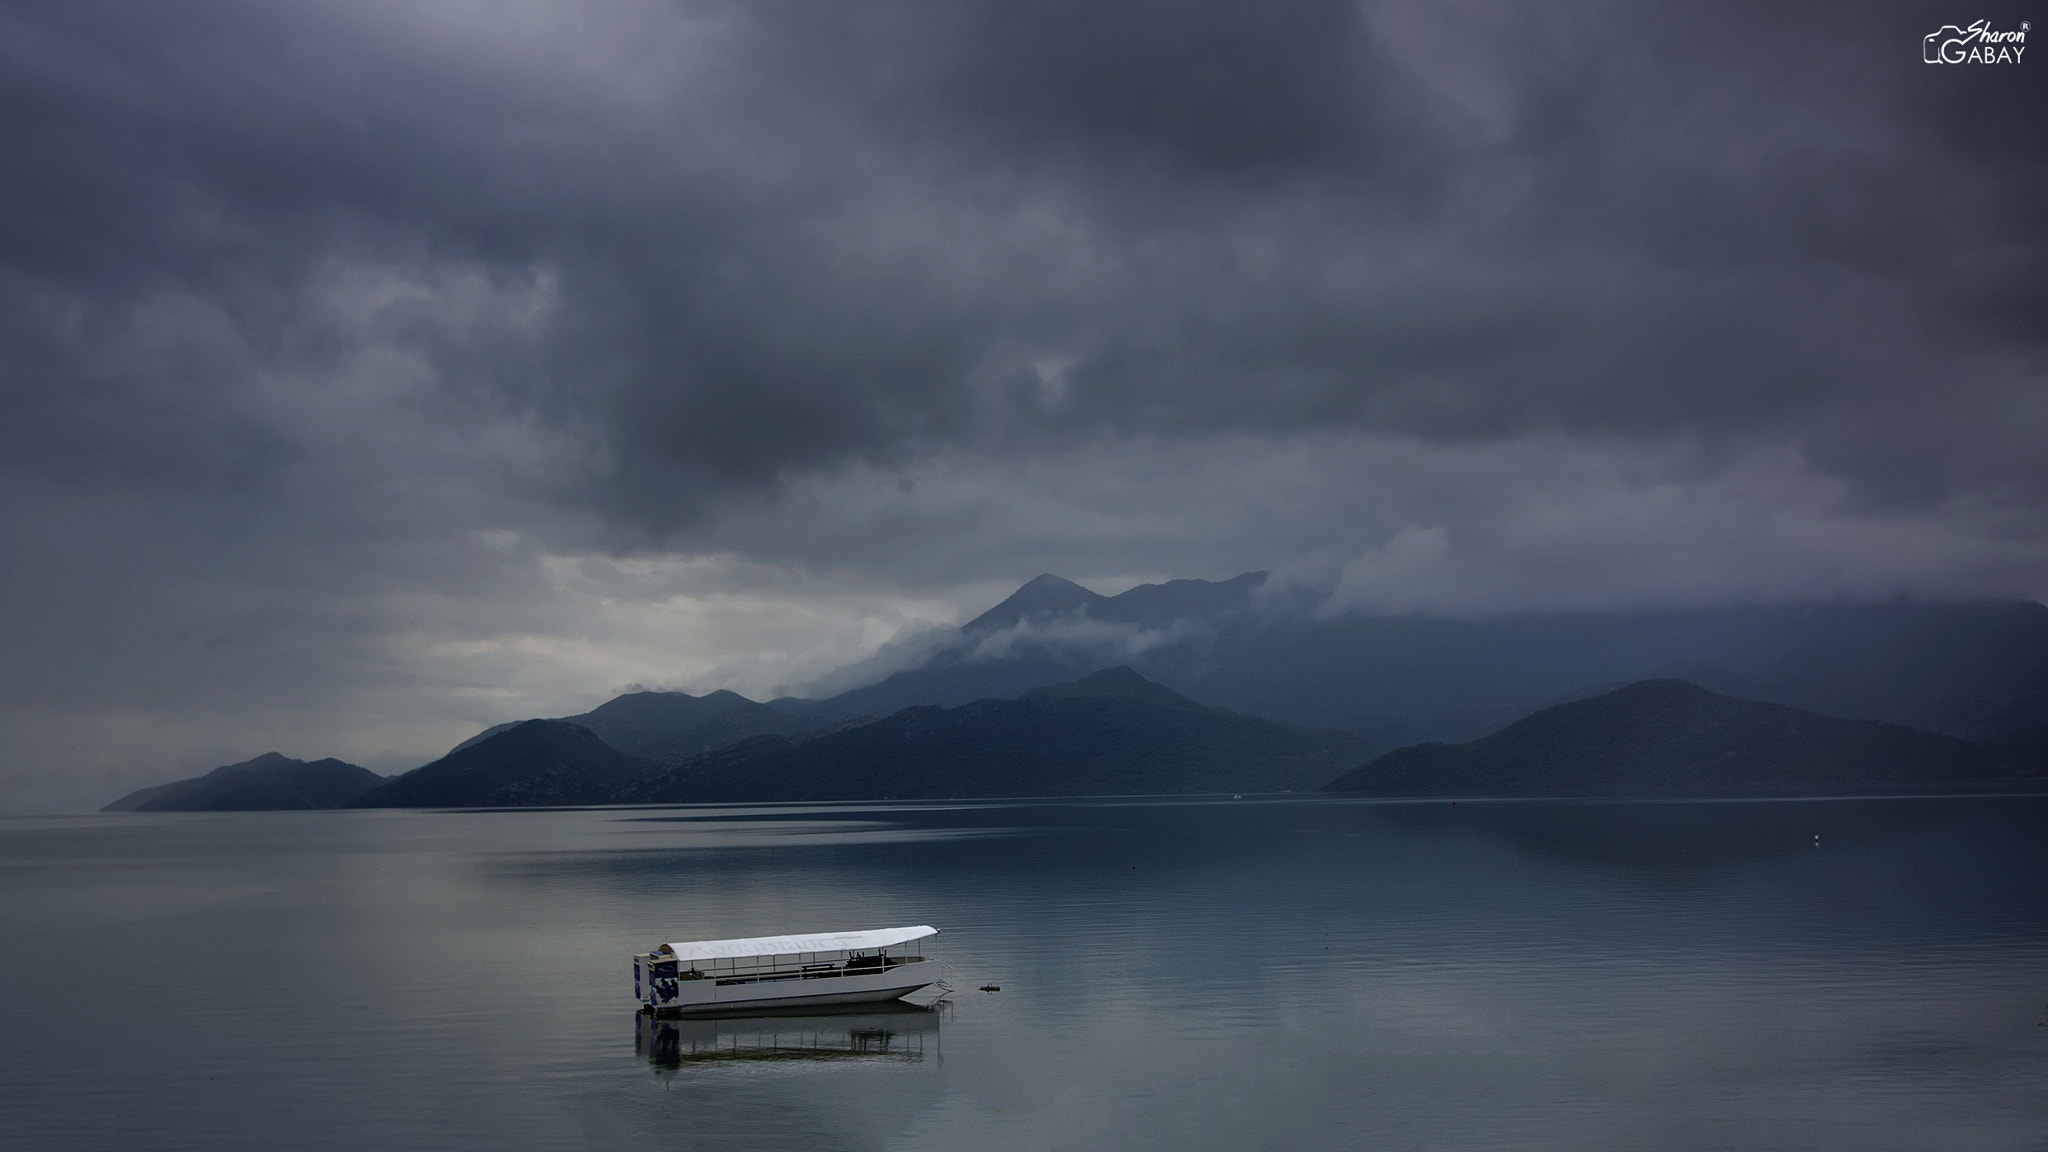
4, 0, 2039, 533
592, 0, 2045, 518
742, 0, 1398, 178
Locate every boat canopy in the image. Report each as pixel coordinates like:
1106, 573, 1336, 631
658, 925, 938, 962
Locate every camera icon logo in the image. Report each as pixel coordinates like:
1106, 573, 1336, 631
1923, 24, 1975, 63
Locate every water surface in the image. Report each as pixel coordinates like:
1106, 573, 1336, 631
1, 796, 2042, 1150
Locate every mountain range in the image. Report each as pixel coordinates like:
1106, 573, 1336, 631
866, 574, 2048, 742
111, 671, 2044, 812
100, 572, 2048, 810
450, 687, 821, 761
1325, 679, 2044, 798
616, 667, 1372, 803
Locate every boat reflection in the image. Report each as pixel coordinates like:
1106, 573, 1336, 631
635, 1001, 941, 1070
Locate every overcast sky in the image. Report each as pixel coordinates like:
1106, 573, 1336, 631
0, 0, 2041, 809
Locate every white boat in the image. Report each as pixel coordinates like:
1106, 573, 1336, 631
633, 925, 944, 1015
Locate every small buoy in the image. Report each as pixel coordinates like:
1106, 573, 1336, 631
979, 985, 1001, 993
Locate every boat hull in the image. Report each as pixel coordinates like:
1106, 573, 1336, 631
653, 959, 941, 1015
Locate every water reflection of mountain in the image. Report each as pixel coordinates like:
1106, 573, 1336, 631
635, 1003, 940, 1071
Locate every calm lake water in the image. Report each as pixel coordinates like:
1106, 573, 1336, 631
1, 796, 2042, 1151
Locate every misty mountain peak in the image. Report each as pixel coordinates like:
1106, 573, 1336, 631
963, 571, 1270, 635
1101, 571, 1268, 629
964, 573, 1106, 632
